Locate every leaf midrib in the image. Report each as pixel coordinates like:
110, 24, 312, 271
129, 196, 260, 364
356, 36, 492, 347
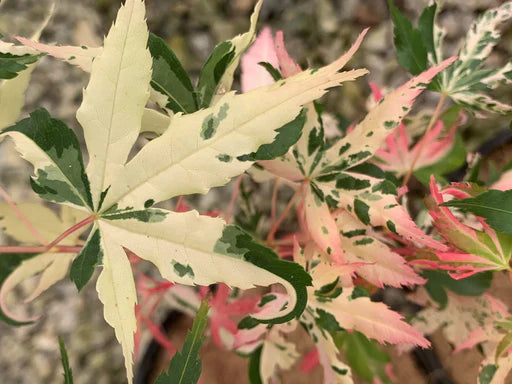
450, 202, 511, 216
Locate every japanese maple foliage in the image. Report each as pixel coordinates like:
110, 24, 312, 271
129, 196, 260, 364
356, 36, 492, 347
0, 1, 511, 384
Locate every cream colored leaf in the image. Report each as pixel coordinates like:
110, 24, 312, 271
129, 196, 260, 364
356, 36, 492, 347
98, 209, 303, 321
0, 253, 73, 322
260, 330, 299, 383
0, 63, 35, 130
96, 225, 137, 384
318, 174, 446, 250
0, 202, 63, 243
0, 203, 87, 244
140, 108, 171, 135
450, 91, 512, 115
102, 65, 368, 210
450, 1, 512, 86
294, 29, 368, 176
304, 183, 344, 263
24, 253, 74, 303
77, 0, 152, 208
310, 287, 430, 348
15, 37, 101, 72
335, 210, 425, 288
410, 290, 508, 352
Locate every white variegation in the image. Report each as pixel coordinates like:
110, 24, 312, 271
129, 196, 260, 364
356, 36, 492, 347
302, 309, 354, 384
0, 65, 34, 129
260, 327, 299, 383
15, 37, 102, 72
449, 91, 512, 115
309, 286, 430, 348
320, 57, 456, 173
77, 0, 152, 208
0, 204, 87, 321
0, 128, 91, 209
435, 2, 512, 114
318, 173, 447, 250
96, 225, 137, 384
0, 253, 74, 322
99, 210, 300, 322
102, 67, 368, 210
303, 183, 344, 263
449, 2, 512, 86
140, 108, 171, 135
334, 210, 425, 288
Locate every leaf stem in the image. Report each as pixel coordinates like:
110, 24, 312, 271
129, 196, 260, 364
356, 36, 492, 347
174, 195, 185, 212
0, 186, 48, 245
403, 92, 447, 185
45, 215, 95, 250
224, 175, 243, 224
0, 245, 83, 254
266, 187, 301, 246
269, 177, 280, 231
0, 215, 94, 254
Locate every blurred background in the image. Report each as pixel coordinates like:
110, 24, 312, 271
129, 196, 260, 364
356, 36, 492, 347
0, 0, 511, 383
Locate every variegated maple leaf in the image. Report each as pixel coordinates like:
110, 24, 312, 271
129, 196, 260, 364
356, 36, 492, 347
296, 240, 430, 349
241, 27, 453, 269
416, 177, 512, 279
235, 238, 430, 384
429, 1, 512, 114
17, 0, 264, 114
371, 82, 458, 176
408, 287, 512, 384
235, 295, 301, 383
0, 0, 383, 382
0, 203, 88, 322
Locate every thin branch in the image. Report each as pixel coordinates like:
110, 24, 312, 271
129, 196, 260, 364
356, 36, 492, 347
224, 175, 243, 224
266, 187, 301, 246
45, 215, 95, 250
0, 245, 83, 254
403, 93, 447, 185
269, 177, 280, 231
0, 186, 47, 245
174, 195, 185, 212
0, 215, 94, 254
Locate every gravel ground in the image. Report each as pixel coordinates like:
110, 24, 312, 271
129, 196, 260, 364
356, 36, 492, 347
0, 1, 511, 383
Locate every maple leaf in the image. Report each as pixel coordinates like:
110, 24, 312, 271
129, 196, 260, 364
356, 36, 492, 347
17, 0, 264, 114
0, 203, 88, 323
155, 300, 209, 384
333, 210, 425, 288
304, 262, 430, 350
0, 0, 382, 381
418, 177, 512, 278
437, 1, 512, 114
390, 0, 512, 115
408, 287, 512, 384
241, 27, 453, 258
234, 294, 304, 383
371, 82, 458, 176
